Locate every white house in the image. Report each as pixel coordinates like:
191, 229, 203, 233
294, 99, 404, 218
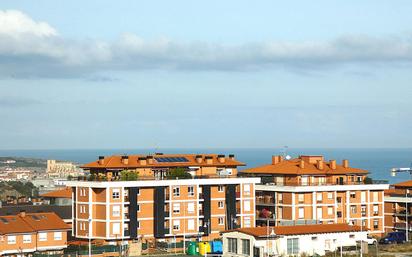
222, 224, 367, 257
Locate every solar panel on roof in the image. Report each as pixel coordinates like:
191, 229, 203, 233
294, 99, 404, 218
31, 215, 40, 221
154, 157, 189, 163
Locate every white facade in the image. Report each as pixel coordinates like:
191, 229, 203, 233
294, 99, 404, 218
222, 230, 367, 257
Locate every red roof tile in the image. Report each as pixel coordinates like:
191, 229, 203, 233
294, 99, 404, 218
41, 187, 72, 199
224, 224, 362, 237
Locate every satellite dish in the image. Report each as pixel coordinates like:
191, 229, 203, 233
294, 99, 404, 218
285, 155, 292, 160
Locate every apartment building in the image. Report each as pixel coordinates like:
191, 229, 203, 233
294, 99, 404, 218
67, 153, 260, 247
384, 180, 412, 234
241, 155, 389, 235
0, 211, 70, 256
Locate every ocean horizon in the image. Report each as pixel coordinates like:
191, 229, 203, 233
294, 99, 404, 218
1, 148, 411, 184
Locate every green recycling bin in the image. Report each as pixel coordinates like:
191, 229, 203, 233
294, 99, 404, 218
187, 241, 198, 255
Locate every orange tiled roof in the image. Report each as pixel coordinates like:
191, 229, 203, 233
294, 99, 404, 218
224, 224, 362, 237
41, 187, 72, 199
0, 212, 70, 235
393, 180, 412, 188
82, 154, 245, 169
242, 156, 367, 175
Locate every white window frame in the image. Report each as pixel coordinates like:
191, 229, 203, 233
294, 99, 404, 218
243, 184, 251, 195
218, 185, 224, 192
173, 186, 180, 197
218, 201, 224, 209
54, 232, 62, 240
188, 219, 195, 230
244, 217, 251, 227
327, 192, 333, 199
173, 220, 180, 230
39, 232, 47, 242
112, 205, 121, 217
7, 235, 16, 244
188, 186, 195, 196
244, 200, 251, 212
317, 192, 323, 202
188, 202, 195, 213
327, 207, 333, 216
112, 222, 121, 235
23, 234, 31, 243
298, 207, 304, 219
112, 189, 120, 199
218, 217, 225, 225
173, 203, 180, 213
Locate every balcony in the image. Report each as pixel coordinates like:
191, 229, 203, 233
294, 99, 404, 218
260, 180, 388, 187
256, 194, 275, 206
76, 173, 238, 182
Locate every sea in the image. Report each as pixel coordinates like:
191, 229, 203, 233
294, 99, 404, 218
0, 148, 411, 184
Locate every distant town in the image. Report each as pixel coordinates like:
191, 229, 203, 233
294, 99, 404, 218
0, 153, 412, 256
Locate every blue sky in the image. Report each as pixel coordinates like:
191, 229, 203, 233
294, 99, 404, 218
0, 1, 412, 149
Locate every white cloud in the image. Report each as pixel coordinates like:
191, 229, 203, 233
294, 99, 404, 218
1, 10, 412, 78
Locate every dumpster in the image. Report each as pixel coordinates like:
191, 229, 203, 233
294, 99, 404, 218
210, 241, 222, 253
187, 242, 198, 255
198, 242, 211, 255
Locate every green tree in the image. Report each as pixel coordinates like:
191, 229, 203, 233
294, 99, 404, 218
166, 168, 192, 179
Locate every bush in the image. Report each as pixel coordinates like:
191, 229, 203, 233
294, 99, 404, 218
120, 170, 138, 181
166, 168, 192, 179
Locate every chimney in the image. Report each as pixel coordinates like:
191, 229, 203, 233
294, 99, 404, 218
195, 155, 203, 164
272, 155, 283, 165
228, 154, 235, 160
121, 155, 129, 165
147, 156, 154, 164
299, 160, 305, 169
205, 156, 213, 165
330, 160, 337, 170
138, 157, 147, 165
19, 210, 26, 218
317, 160, 324, 170
342, 159, 349, 168
98, 156, 105, 165
217, 154, 225, 163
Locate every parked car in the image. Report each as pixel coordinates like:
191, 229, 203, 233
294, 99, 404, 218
379, 232, 406, 244
363, 236, 377, 245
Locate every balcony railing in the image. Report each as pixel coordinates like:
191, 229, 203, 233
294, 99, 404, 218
76, 174, 238, 182
260, 180, 385, 187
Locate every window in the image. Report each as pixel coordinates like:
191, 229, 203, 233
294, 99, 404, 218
173, 187, 180, 197
327, 207, 333, 216
54, 232, 62, 240
218, 217, 224, 225
243, 184, 251, 195
298, 207, 304, 219
137, 221, 140, 229
23, 234, 31, 243
244, 200, 251, 212
372, 191, 379, 202
244, 217, 251, 227
188, 186, 194, 196
173, 220, 180, 230
361, 191, 366, 203
373, 219, 379, 229
241, 239, 250, 255
317, 193, 323, 202
113, 205, 121, 217
373, 205, 379, 215
228, 238, 237, 253
137, 188, 140, 195
112, 223, 120, 234
188, 202, 195, 213
218, 201, 224, 209
80, 205, 86, 214
337, 197, 342, 203
137, 204, 140, 212
39, 232, 47, 241
337, 211, 342, 218
188, 219, 195, 230
311, 236, 318, 241
349, 234, 355, 239
362, 219, 367, 227
327, 192, 333, 199
351, 206, 357, 214
7, 235, 16, 244
112, 189, 120, 199
218, 185, 224, 192
361, 205, 366, 216
173, 203, 180, 213
287, 238, 299, 255
298, 194, 304, 203
317, 207, 323, 218
278, 193, 283, 203
350, 192, 356, 199
278, 207, 283, 219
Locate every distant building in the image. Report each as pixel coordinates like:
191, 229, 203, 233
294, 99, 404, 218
47, 160, 83, 178
241, 155, 389, 235
0, 211, 70, 256
221, 223, 367, 257
384, 180, 412, 234
41, 187, 72, 206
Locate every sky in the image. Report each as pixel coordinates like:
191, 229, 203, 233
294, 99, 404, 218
0, 0, 412, 149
